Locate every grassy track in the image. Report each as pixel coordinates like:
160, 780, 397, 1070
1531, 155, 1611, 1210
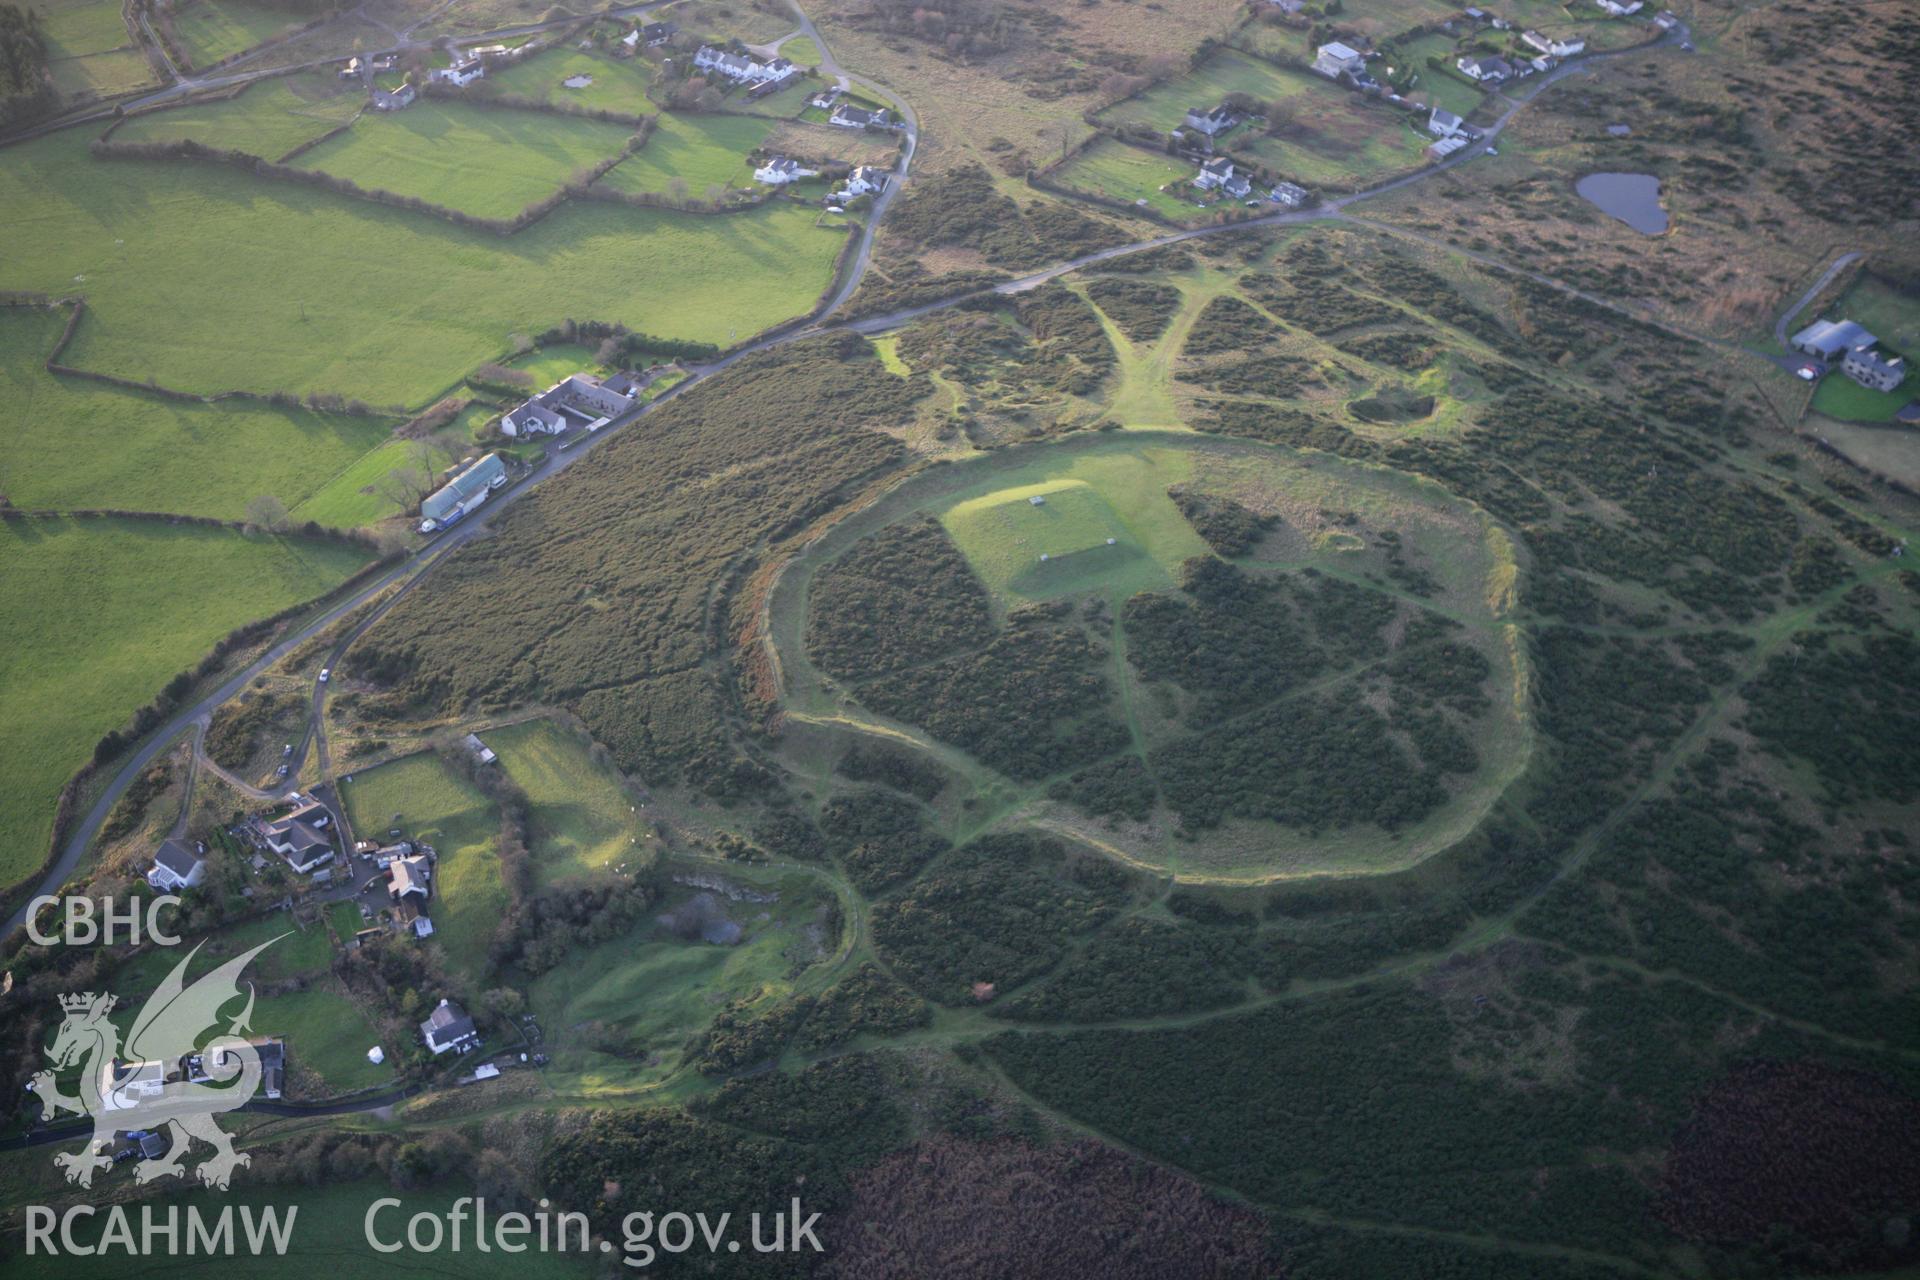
115, 75, 366, 158
0, 518, 372, 893
1, 307, 393, 520
294, 101, 636, 220
340, 752, 501, 981
488, 719, 650, 887
0, 130, 848, 406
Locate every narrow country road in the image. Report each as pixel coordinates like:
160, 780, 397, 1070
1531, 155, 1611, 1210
1773, 251, 1863, 349
4, 15, 1697, 942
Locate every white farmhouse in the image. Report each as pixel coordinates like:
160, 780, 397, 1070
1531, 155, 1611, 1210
432, 58, 485, 87
755, 155, 818, 184
503, 373, 636, 438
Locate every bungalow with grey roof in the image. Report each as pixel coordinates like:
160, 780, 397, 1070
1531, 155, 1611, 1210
147, 839, 206, 892
829, 101, 891, 129
1457, 54, 1514, 81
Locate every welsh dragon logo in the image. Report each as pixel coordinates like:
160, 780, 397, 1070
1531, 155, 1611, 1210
33, 937, 280, 1190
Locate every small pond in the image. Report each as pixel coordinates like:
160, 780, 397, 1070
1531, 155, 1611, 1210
562, 74, 594, 88
1576, 171, 1668, 234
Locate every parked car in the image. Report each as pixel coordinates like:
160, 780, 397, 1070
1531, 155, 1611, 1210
318, 668, 331, 683
275, 764, 290, 777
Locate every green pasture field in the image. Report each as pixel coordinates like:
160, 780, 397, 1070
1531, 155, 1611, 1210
1810, 370, 1912, 423
1279, 0, 1457, 42
38, 0, 153, 98
937, 447, 1212, 608
1051, 139, 1207, 222
0, 518, 371, 894
7, 1182, 591, 1278
488, 719, 649, 887
1232, 92, 1429, 189
286, 435, 463, 528
293, 100, 635, 220
47, 48, 154, 99
593, 110, 773, 195
480, 47, 655, 115
253, 986, 394, 1089
340, 751, 501, 979
0, 129, 848, 407
114, 75, 365, 159
1100, 48, 1308, 134
0, 306, 393, 520
528, 872, 831, 1095
172, 0, 306, 67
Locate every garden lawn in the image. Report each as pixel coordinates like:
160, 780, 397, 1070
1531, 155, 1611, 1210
1810, 370, 1912, 423
293, 100, 636, 220
1100, 48, 1310, 134
0, 518, 372, 894
594, 111, 773, 196
340, 752, 501, 980
506, 341, 606, 386
480, 47, 655, 115
1052, 138, 1206, 222
256, 986, 394, 1090
114, 74, 366, 159
1, 307, 392, 520
288, 435, 463, 527
0, 129, 848, 406
489, 719, 646, 885
172, 0, 307, 67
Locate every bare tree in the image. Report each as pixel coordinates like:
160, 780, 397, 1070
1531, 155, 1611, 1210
245, 495, 287, 532
373, 466, 429, 511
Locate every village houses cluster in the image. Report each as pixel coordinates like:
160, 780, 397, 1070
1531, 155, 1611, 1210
141, 734, 517, 1070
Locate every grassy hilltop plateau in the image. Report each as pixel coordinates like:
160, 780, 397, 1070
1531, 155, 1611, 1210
3, 0, 1920, 1275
